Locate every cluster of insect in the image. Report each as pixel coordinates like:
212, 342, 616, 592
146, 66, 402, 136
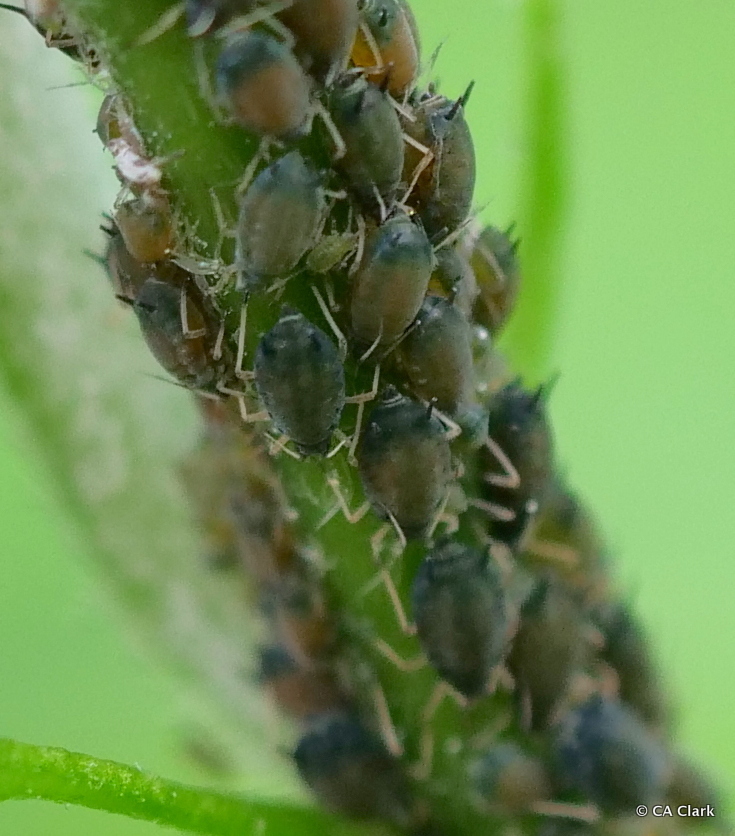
10, 0, 722, 834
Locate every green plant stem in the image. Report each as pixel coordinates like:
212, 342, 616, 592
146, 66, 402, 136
0, 738, 371, 836
502, 0, 567, 382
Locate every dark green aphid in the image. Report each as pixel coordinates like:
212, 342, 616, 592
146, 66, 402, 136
294, 714, 415, 827
471, 741, 551, 814
259, 645, 346, 720
254, 308, 345, 455
412, 540, 509, 698
597, 602, 669, 731
553, 694, 671, 814
469, 224, 521, 336
508, 579, 591, 730
351, 0, 420, 97
130, 278, 222, 390
357, 388, 452, 539
402, 85, 477, 236
477, 380, 554, 550
278, 0, 359, 84
236, 151, 326, 290
216, 31, 312, 138
328, 75, 404, 212
350, 211, 433, 354
397, 294, 474, 414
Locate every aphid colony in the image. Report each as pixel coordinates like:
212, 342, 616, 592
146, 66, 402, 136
30, 0, 718, 834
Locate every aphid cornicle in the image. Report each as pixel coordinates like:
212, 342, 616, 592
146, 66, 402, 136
357, 388, 453, 540
471, 742, 551, 814
351, 0, 420, 97
131, 278, 220, 390
277, 0, 359, 85
114, 193, 175, 264
258, 645, 345, 720
478, 380, 554, 550
396, 295, 474, 415
402, 88, 477, 236
508, 579, 591, 731
294, 714, 415, 827
349, 212, 434, 353
468, 224, 521, 336
597, 602, 669, 731
216, 30, 312, 139
236, 151, 326, 290
412, 540, 509, 698
327, 75, 405, 211
553, 694, 671, 814
254, 308, 345, 456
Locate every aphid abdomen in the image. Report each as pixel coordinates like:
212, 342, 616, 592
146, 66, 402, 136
357, 389, 452, 539
114, 194, 174, 263
277, 0, 359, 84
349, 213, 433, 351
216, 31, 312, 138
397, 295, 474, 414
134, 278, 218, 389
468, 224, 521, 336
328, 76, 405, 211
236, 151, 326, 290
255, 309, 345, 455
294, 714, 416, 827
429, 244, 479, 319
553, 694, 671, 814
412, 542, 508, 698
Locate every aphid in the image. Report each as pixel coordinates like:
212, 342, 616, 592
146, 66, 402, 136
114, 193, 175, 263
396, 295, 474, 415
294, 714, 415, 827
402, 87, 476, 236
428, 244, 478, 320
508, 579, 592, 731
468, 224, 521, 336
277, 0, 359, 85
349, 211, 433, 355
476, 380, 554, 550
216, 30, 312, 138
254, 308, 345, 456
412, 540, 509, 698
236, 151, 326, 290
471, 742, 551, 814
357, 388, 453, 540
0, 1, 85, 60
259, 645, 345, 720
553, 694, 671, 814
351, 0, 420, 97
130, 277, 222, 390
328, 75, 405, 212
597, 602, 669, 731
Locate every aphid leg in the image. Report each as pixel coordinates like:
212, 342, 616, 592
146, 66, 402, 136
312, 285, 348, 360
530, 802, 601, 824
412, 683, 468, 780
212, 319, 226, 361
469, 497, 516, 523
372, 185, 388, 223
357, 20, 384, 74
217, 0, 295, 45
235, 300, 250, 380
358, 324, 383, 364
193, 41, 230, 125
390, 97, 416, 123
433, 406, 462, 441
325, 432, 349, 459
399, 136, 434, 205
369, 566, 416, 634
411, 728, 435, 781
485, 664, 514, 696
483, 435, 521, 489
216, 385, 266, 423
344, 363, 381, 404
180, 290, 207, 338
136, 2, 185, 47
385, 508, 408, 552
372, 684, 404, 757
310, 100, 346, 160
264, 431, 302, 460
348, 213, 366, 276
372, 638, 425, 673
523, 537, 579, 568
325, 473, 370, 524
234, 138, 271, 201
426, 489, 452, 540
432, 215, 475, 252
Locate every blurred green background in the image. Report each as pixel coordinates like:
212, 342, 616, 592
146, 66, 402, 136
1, 0, 733, 832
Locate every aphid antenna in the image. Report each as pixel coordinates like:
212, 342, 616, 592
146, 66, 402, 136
46, 80, 96, 92
264, 431, 302, 460
234, 139, 271, 201
530, 802, 601, 824
311, 100, 347, 160
398, 136, 434, 207
193, 40, 232, 126
372, 683, 404, 757
432, 212, 477, 252
136, 3, 185, 47
426, 488, 452, 541
390, 96, 416, 123
179, 289, 208, 338
523, 536, 579, 568
482, 436, 521, 490
311, 284, 348, 360
372, 638, 425, 673
432, 406, 462, 441
468, 497, 516, 524
357, 323, 383, 363
217, 0, 296, 49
